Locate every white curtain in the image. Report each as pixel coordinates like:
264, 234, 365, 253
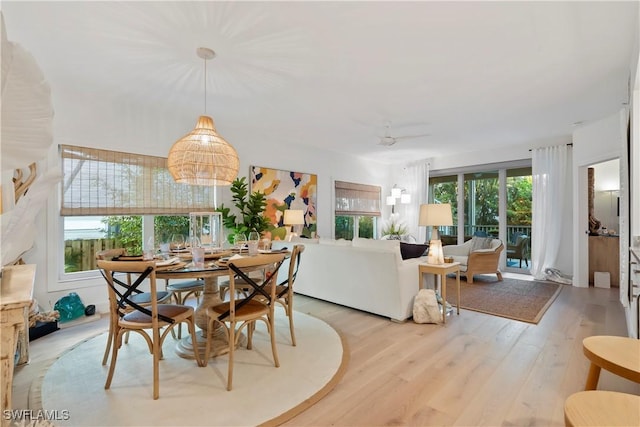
530, 145, 572, 280
403, 161, 429, 243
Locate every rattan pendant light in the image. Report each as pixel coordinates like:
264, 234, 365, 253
168, 47, 239, 186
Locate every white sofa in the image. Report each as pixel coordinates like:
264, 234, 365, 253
272, 237, 427, 321
442, 237, 504, 283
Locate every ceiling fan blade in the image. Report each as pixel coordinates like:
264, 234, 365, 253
394, 133, 431, 140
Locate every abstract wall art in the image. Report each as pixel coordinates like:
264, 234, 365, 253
250, 166, 317, 240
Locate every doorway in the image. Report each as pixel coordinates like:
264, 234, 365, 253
587, 159, 621, 288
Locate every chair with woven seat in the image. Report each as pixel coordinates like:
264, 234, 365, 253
262, 244, 305, 346
204, 253, 286, 391
97, 259, 204, 399
96, 248, 172, 365
163, 278, 204, 338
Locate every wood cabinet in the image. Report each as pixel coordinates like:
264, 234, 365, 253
1, 264, 35, 425
588, 236, 620, 287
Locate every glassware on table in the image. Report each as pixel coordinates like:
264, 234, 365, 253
171, 234, 185, 252
190, 238, 205, 268
258, 238, 272, 252
247, 231, 260, 256
233, 233, 247, 254
143, 236, 156, 260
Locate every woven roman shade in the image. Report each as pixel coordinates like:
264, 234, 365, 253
334, 180, 381, 216
60, 145, 216, 216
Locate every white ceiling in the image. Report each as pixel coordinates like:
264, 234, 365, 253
2, 1, 638, 165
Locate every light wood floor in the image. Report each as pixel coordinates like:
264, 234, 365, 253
12, 282, 639, 426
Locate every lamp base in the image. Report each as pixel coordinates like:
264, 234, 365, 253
427, 239, 444, 264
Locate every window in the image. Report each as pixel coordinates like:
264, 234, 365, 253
429, 175, 458, 237
334, 180, 381, 240
464, 170, 499, 237
60, 145, 211, 275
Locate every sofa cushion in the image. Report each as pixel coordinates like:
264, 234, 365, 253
470, 236, 493, 251
319, 238, 351, 246
400, 242, 429, 260
352, 237, 400, 252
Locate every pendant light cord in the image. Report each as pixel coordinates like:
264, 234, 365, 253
203, 57, 207, 115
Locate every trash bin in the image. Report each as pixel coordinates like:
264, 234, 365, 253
594, 272, 610, 288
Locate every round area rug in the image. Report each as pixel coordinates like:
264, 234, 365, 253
32, 311, 347, 426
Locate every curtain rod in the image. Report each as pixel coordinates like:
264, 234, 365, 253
528, 142, 573, 152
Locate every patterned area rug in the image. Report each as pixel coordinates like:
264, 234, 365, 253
31, 311, 347, 426
446, 275, 563, 324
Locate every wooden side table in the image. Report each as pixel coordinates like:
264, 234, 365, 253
418, 262, 460, 324
564, 390, 640, 427
582, 335, 640, 390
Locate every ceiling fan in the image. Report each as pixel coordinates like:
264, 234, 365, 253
377, 122, 430, 147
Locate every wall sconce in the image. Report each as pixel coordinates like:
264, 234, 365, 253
387, 185, 410, 213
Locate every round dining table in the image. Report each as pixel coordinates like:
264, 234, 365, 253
155, 254, 277, 359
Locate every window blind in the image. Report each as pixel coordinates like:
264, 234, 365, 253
334, 180, 381, 216
60, 145, 216, 216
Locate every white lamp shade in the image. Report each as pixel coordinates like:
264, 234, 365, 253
391, 187, 402, 198
283, 209, 305, 225
418, 203, 453, 226
400, 193, 411, 204
386, 196, 396, 206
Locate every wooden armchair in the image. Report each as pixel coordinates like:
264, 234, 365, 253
443, 237, 504, 283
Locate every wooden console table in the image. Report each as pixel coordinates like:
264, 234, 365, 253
418, 262, 460, 324
1, 264, 35, 425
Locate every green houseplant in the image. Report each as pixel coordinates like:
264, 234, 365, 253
216, 177, 271, 243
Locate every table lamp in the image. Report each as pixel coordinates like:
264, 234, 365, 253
418, 203, 453, 264
283, 209, 305, 241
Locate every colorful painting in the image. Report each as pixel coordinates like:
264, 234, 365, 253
250, 166, 317, 240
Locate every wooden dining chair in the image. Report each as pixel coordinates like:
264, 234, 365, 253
262, 244, 305, 346
204, 253, 286, 391
163, 278, 204, 339
95, 248, 172, 365
97, 259, 204, 399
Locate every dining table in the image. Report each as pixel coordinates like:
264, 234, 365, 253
154, 249, 288, 360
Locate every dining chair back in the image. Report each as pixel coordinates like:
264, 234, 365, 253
97, 259, 204, 399
96, 248, 171, 365
204, 253, 286, 390
265, 244, 305, 346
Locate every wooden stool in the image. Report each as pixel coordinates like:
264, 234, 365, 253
564, 390, 640, 426
582, 335, 640, 390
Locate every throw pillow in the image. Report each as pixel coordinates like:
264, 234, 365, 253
400, 242, 429, 260
470, 236, 493, 252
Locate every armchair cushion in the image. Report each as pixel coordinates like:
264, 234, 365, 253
470, 236, 493, 251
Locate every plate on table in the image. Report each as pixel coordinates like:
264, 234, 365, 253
258, 248, 289, 254
176, 250, 232, 261
155, 257, 181, 267
214, 254, 245, 267
170, 248, 190, 254
155, 261, 187, 271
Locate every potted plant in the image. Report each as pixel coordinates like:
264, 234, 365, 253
381, 213, 408, 240
216, 177, 271, 243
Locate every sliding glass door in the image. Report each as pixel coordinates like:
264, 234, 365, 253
429, 164, 532, 273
